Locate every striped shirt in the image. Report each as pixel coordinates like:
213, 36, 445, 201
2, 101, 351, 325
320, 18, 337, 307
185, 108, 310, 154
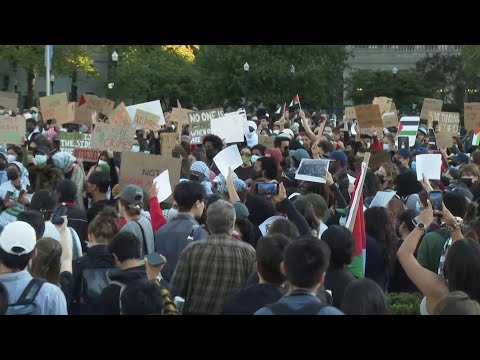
170, 234, 256, 315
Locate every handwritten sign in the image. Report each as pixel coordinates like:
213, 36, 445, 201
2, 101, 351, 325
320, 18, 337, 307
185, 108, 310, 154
126, 100, 165, 126
91, 122, 136, 152
382, 111, 399, 128
188, 108, 224, 144
134, 109, 161, 132
258, 135, 275, 148
435, 132, 454, 149
420, 98, 443, 120
354, 104, 383, 129
0, 91, 19, 111
0, 116, 25, 144
40, 92, 68, 122
429, 111, 460, 134
170, 107, 191, 126
345, 107, 356, 119
80, 94, 115, 115
73, 148, 100, 162
120, 152, 181, 200
464, 102, 480, 131
57, 132, 99, 161
160, 133, 177, 157
107, 102, 131, 127
372, 97, 393, 114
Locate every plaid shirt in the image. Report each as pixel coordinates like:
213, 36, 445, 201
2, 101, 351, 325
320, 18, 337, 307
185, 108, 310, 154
170, 234, 256, 315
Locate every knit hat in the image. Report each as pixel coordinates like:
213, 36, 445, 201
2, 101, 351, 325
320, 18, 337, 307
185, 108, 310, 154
289, 148, 311, 162
233, 201, 249, 220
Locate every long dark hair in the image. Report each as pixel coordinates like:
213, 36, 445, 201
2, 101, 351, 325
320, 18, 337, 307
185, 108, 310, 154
364, 207, 397, 276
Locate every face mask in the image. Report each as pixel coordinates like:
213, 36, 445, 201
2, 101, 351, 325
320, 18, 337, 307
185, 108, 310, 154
273, 130, 280, 135
462, 177, 474, 188
189, 174, 200, 182
7, 154, 16, 163
131, 145, 140, 153
98, 159, 108, 166
411, 161, 416, 171
31, 113, 38, 119
383, 143, 390, 151
7, 169, 19, 181
251, 155, 260, 164
35, 155, 48, 166
206, 149, 217, 161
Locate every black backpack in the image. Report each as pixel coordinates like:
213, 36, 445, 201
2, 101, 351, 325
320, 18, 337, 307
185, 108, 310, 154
266, 301, 329, 315
80, 268, 117, 304
6, 278, 46, 315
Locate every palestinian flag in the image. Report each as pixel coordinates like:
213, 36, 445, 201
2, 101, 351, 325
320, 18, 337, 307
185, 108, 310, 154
345, 165, 367, 279
473, 129, 480, 146
288, 94, 301, 109
396, 116, 420, 148
275, 106, 281, 114
275, 102, 287, 115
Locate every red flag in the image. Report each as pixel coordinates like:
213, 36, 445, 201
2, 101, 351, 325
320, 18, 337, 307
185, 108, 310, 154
78, 94, 86, 107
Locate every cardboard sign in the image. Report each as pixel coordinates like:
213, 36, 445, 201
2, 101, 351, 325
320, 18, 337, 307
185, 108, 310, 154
66, 102, 76, 123
345, 107, 356, 119
420, 98, 443, 120
134, 109, 161, 132
0, 91, 19, 111
57, 132, 95, 157
188, 108, 224, 144
367, 150, 392, 171
91, 122, 136, 152
464, 102, 480, 131
258, 135, 275, 148
39, 92, 68, 122
0, 116, 25, 144
354, 104, 383, 130
160, 133, 177, 157
79, 94, 115, 115
390, 102, 397, 112
428, 111, 460, 134
372, 97, 393, 114
170, 107, 191, 126
381, 111, 399, 128
107, 102, 132, 127
120, 152, 182, 198
435, 132, 454, 149
126, 100, 165, 126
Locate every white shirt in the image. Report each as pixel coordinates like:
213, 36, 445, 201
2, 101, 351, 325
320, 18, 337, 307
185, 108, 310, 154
318, 223, 328, 238
0, 181, 30, 202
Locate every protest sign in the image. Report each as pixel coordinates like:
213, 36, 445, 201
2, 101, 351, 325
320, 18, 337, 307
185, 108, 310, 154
91, 122, 136, 152
153, 170, 172, 203
295, 159, 331, 184
464, 103, 480, 131
435, 132, 454, 149
211, 113, 245, 143
372, 97, 393, 114
0, 91, 19, 110
428, 111, 460, 134
368, 150, 392, 170
0, 116, 25, 144
134, 109, 161, 132
369, 191, 397, 208
170, 107, 191, 126
259, 216, 285, 236
39, 92, 68, 122
258, 135, 275, 148
107, 102, 132, 127
188, 108, 224, 144
160, 133, 177, 157
120, 152, 181, 200
420, 98, 443, 120
354, 104, 383, 130
345, 107, 356, 119
213, 145, 243, 178
415, 154, 442, 181
57, 132, 99, 161
382, 111, 399, 128
126, 100, 165, 126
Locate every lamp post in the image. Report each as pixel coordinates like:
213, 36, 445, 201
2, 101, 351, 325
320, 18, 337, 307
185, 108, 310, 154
290, 64, 295, 98
50, 75, 55, 94
243, 62, 249, 111
111, 51, 119, 87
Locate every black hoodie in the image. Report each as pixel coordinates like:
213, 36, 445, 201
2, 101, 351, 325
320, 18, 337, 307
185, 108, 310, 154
94, 265, 148, 315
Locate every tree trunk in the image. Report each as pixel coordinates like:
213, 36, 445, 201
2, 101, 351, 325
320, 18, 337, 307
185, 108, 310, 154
27, 68, 36, 107
71, 70, 78, 102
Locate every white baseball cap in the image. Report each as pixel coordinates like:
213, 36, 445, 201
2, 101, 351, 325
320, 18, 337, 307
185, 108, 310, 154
0, 221, 36, 255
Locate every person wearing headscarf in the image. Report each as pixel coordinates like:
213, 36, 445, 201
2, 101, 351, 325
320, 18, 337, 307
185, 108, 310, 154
190, 161, 213, 197
52, 152, 86, 212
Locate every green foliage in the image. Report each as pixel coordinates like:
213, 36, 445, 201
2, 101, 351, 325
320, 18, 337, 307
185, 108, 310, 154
387, 292, 423, 315
52, 45, 99, 78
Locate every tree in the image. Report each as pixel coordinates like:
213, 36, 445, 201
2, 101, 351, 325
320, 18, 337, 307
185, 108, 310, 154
0, 45, 43, 107
461, 45, 480, 76
52, 45, 99, 102
193, 45, 348, 112
345, 69, 433, 111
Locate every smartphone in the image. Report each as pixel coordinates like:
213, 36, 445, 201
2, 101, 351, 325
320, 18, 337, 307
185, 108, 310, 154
255, 182, 279, 196
428, 129, 437, 150
145, 252, 166, 266
429, 191, 443, 214
51, 203, 68, 224
398, 136, 409, 149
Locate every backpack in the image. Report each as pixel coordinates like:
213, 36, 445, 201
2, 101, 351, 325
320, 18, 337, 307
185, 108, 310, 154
6, 278, 46, 315
80, 267, 117, 304
266, 301, 329, 315
109, 280, 127, 312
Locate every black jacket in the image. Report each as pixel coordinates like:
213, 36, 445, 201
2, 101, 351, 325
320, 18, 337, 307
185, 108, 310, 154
95, 265, 148, 315
66, 204, 88, 253
222, 283, 286, 315
71, 245, 115, 315
324, 268, 355, 309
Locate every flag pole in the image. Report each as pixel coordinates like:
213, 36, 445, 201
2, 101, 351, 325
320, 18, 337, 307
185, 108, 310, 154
297, 94, 302, 111
45, 45, 51, 96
